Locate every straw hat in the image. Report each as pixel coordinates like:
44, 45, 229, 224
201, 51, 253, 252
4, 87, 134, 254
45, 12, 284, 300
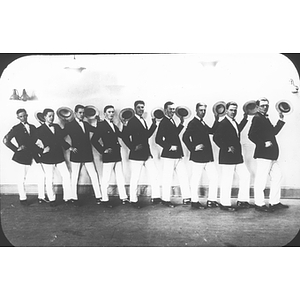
175, 106, 191, 119
84, 105, 100, 120
119, 108, 135, 123
212, 101, 226, 117
151, 107, 164, 119
243, 100, 258, 115
56, 107, 74, 122
275, 100, 292, 114
34, 111, 45, 124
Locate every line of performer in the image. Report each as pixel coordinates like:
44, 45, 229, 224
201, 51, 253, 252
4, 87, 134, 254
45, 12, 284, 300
3, 98, 291, 212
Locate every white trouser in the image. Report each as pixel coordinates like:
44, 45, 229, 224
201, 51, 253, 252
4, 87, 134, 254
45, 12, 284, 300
14, 161, 45, 201
190, 161, 218, 203
101, 161, 127, 201
129, 158, 161, 202
254, 158, 282, 206
70, 162, 102, 200
42, 162, 72, 201
220, 163, 250, 206
161, 158, 191, 201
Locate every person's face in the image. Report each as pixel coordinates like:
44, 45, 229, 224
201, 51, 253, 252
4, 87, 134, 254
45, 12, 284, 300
105, 108, 115, 121
165, 104, 176, 118
75, 108, 85, 120
44, 112, 54, 124
17, 111, 28, 123
226, 105, 238, 119
196, 105, 206, 119
257, 100, 269, 115
135, 103, 145, 117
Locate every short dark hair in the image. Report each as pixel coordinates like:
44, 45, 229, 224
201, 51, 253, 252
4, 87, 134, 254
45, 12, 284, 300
104, 105, 114, 113
164, 101, 174, 110
226, 101, 238, 109
256, 97, 269, 106
195, 102, 207, 111
134, 100, 145, 108
43, 108, 54, 117
74, 104, 85, 112
16, 108, 26, 115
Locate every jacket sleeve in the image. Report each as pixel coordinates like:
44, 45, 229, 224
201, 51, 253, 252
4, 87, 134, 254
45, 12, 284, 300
248, 117, 265, 146
90, 126, 104, 154
56, 125, 71, 150
121, 124, 134, 150
3, 128, 18, 152
238, 116, 248, 133
208, 119, 219, 134
147, 122, 157, 138
182, 122, 195, 152
155, 121, 172, 150
273, 120, 285, 135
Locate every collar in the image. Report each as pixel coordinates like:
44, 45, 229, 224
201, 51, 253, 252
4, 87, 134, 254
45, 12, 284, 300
135, 114, 144, 119
75, 117, 83, 123
105, 118, 114, 124
225, 115, 236, 123
195, 115, 203, 122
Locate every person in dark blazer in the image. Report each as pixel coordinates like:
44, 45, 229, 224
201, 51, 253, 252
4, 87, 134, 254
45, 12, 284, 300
63, 104, 102, 204
248, 97, 288, 211
36, 108, 72, 206
91, 105, 129, 208
183, 102, 219, 209
155, 101, 191, 207
122, 100, 161, 208
3, 108, 46, 205
213, 101, 251, 211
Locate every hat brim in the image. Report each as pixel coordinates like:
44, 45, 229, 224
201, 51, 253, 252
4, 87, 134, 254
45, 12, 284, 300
56, 107, 74, 122
84, 105, 100, 119
175, 106, 191, 119
119, 108, 135, 123
275, 100, 292, 114
151, 108, 164, 119
243, 101, 258, 115
34, 111, 45, 123
212, 101, 227, 117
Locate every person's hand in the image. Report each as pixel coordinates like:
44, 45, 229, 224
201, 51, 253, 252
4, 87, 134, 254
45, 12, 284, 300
104, 148, 113, 154
17, 145, 26, 151
265, 141, 273, 148
70, 147, 78, 153
214, 113, 219, 121
169, 145, 177, 151
279, 112, 284, 121
43, 146, 50, 154
134, 144, 143, 151
152, 117, 156, 124
123, 120, 129, 127
228, 146, 235, 153
195, 144, 204, 151
95, 115, 102, 122
244, 112, 248, 119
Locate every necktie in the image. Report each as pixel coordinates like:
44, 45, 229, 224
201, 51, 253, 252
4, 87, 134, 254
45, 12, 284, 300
140, 117, 148, 129
170, 118, 176, 126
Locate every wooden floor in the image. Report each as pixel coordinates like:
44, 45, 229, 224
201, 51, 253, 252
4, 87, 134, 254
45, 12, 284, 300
1, 194, 299, 247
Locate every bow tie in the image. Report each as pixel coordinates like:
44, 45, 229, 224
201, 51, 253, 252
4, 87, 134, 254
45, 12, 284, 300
23, 122, 28, 125
49, 124, 54, 127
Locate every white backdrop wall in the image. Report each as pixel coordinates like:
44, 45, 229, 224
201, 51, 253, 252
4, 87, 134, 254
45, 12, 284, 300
0, 54, 299, 195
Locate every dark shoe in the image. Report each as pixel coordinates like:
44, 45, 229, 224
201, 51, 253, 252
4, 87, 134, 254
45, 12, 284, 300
254, 205, 274, 212
150, 198, 162, 205
49, 201, 57, 207
191, 202, 207, 209
96, 198, 102, 205
161, 200, 175, 208
38, 198, 50, 204
183, 198, 191, 205
207, 200, 219, 208
236, 201, 253, 209
20, 200, 29, 206
100, 201, 113, 208
121, 198, 130, 205
219, 204, 237, 211
130, 201, 141, 209
270, 203, 289, 209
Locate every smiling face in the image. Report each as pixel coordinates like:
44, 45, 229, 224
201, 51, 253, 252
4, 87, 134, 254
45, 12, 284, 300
226, 104, 238, 119
165, 103, 176, 118
257, 99, 269, 115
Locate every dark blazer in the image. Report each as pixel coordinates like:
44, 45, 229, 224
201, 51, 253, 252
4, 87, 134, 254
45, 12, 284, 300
155, 116, 184, 159
183, 117, 219, 163
91, 120, 123, 163
37, 124, 70, 164
122, 116, 157, 161
248, 112, 285, 160
213, 116, 248, 165
63, 119, 97, 163
3, 122, 42, 165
